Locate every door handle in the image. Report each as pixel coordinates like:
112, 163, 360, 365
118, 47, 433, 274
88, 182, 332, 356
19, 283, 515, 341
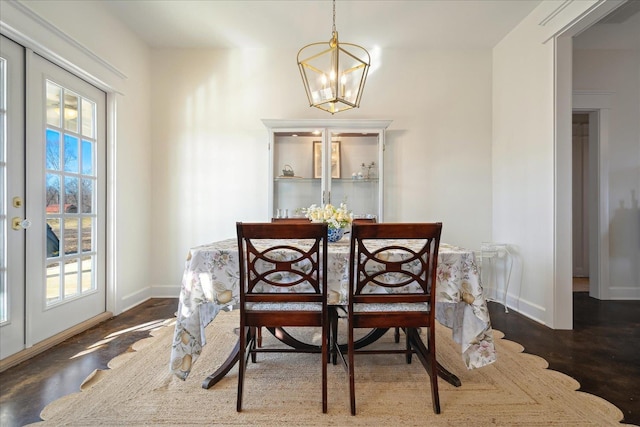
11, 217, 32, 231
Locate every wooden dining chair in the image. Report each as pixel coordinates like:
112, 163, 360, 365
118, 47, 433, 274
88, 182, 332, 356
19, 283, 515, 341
337, 222, 443, 415
350, 218, 408, 342
236, 222, 329, 413
248, 217, 312, 347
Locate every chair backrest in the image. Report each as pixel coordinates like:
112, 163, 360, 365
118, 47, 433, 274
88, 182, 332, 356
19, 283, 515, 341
348, 222, 442, 307
271, 217, 311, 223
352, 217, 377, 224
236, 222, 328, 307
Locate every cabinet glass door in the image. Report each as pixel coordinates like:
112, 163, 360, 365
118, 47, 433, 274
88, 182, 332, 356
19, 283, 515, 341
265, 119, 391, 222
328, 131, 380, 220
272, 130, 324, 219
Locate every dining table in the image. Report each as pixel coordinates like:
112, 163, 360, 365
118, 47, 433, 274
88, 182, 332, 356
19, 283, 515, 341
170, 236, 497, 388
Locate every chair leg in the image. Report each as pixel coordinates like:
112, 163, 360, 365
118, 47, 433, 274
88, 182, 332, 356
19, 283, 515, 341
428, 328, 441, 414
431, 376, 441, 414
329, 307, 339, 365
237, 327, 248, 412
394, 326, 400, 343
405, 331, 412, 364
250, 327, 257, 363
322, 320, 328, 413
348, 327, 356, 415
409, 327, 441, 414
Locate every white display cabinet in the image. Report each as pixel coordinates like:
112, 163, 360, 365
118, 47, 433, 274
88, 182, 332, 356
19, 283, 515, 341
262, 119, 392, 221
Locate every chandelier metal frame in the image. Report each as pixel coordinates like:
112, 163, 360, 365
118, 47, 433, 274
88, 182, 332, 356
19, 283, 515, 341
297, 0, 370, 114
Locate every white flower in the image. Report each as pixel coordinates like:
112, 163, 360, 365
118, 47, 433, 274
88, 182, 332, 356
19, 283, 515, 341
303, 203, 352, 229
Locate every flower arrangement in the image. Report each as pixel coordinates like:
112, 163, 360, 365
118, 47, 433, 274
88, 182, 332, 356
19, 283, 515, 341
304, 203, 353, 230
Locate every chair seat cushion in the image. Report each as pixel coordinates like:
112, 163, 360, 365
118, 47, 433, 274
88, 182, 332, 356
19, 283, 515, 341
353, 302, 430, 312
246, 302, 323, 311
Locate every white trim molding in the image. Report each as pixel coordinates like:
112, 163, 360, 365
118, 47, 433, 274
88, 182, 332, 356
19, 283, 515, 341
573, 91, 612, 301
0, 0, 127, 91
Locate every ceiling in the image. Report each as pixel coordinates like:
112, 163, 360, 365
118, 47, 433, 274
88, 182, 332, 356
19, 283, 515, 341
573, 0, 640, 50
102, 0, 639, 51
102, 0, 544, 50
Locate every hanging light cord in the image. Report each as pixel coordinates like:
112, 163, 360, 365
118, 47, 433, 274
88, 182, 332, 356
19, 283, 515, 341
332, 0, 336, 34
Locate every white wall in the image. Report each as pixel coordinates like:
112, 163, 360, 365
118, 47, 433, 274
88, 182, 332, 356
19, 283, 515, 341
2, 1, 494, 316
2, 1, 153, 314
493, 8, 557, 326
573, 48, 640, 298
149, 48, 494, 290
492, 0, 631, 328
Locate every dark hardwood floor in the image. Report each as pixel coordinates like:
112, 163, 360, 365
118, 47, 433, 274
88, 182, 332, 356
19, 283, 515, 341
490, 292, 639, 425
0, 295, 638, 426
0, 298, 179, 427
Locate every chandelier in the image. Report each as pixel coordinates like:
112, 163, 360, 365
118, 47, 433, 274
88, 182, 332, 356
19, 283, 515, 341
297, 0, 370, 114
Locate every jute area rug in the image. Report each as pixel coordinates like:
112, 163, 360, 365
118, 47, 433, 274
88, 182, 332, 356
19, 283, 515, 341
30, 310, 629, 426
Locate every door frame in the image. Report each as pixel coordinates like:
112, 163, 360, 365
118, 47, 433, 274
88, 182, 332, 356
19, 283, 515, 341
571, 112, 590, 279
571, 106, 612, 299
572, 93, 613, 300
552, 0, 624, 329
0, 34, 26, 360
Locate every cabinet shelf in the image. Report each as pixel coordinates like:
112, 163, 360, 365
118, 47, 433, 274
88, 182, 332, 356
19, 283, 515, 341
339, 178, 379, 183
275, 177, 379, 183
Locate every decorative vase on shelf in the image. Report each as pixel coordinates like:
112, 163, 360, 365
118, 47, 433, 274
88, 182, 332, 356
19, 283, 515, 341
327, 227, 345, 243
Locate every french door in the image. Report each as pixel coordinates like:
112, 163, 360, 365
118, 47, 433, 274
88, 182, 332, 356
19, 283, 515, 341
1, 35, 106, 359
1, 35, 26, 359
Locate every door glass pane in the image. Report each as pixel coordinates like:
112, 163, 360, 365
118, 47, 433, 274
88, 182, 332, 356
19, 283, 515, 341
64, 258, 80, 298
46, 218, 60, 258
63, 135, 79, 173
81, 217, 92, 252
81, 98, 95, 138
63, 91, 79, 133
46, 174, 60, 213
46, 261, 61, 303
64, 176, 78, 213
63, 258, 79, 297
81, 140, 93, 175
46, 129, 60, 170
46, 82, 61, 127
81, 255, 93, 292
44, 79, 99, 305
64, 217, 78, 255
81, 178, 93, 213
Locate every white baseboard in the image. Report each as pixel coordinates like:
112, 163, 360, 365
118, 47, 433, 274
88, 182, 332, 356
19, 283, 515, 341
116, 284, 180, 315
117, 287, 152, 314
151, 284, 181, 298
606, 286, 640, 299
500, 293, 547, 326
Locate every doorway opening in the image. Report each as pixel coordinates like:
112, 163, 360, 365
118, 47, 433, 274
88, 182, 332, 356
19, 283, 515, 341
571, 112, 590, 293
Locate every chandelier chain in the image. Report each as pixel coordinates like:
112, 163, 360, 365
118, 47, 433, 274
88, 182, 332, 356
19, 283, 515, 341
332, 0, 336, 34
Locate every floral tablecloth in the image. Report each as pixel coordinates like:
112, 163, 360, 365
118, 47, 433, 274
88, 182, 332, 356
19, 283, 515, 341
170, 238, 496, 380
